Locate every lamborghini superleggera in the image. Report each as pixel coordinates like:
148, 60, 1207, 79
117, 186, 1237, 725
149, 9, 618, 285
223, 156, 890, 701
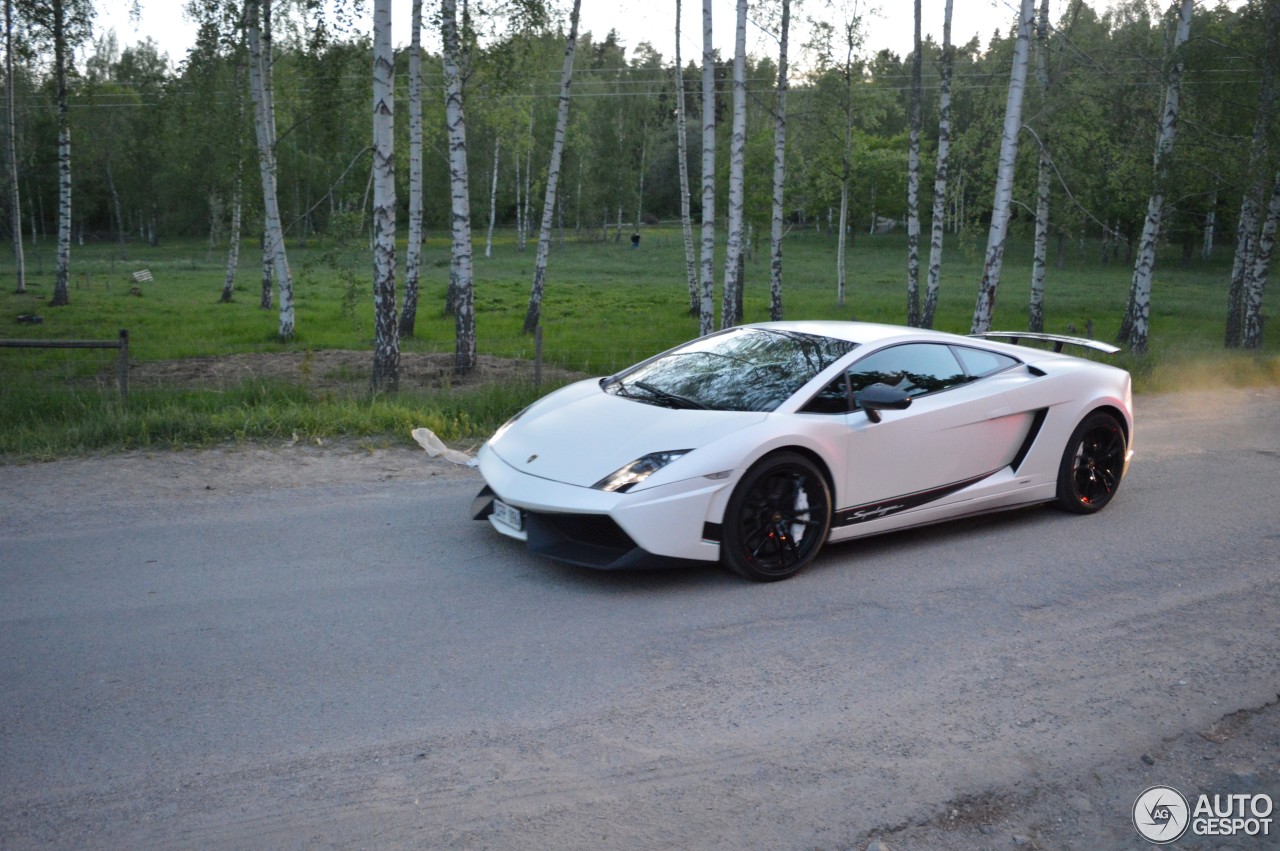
471, 321, 1133, 581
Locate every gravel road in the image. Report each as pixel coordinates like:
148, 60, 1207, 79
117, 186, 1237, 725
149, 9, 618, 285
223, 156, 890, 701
1, 388, 1277, 850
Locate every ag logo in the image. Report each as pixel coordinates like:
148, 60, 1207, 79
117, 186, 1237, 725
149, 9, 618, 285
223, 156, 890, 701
1134, 785, 1190, 843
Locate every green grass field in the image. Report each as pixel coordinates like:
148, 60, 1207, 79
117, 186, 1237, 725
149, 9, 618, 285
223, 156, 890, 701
1, 225, 1276, 458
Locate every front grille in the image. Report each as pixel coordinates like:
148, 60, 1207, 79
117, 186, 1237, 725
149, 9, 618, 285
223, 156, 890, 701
539, 513, 636, 551
524, 512, 640, 569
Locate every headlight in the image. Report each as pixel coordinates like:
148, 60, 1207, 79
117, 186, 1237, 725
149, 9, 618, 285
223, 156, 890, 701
593, 450, 691, 493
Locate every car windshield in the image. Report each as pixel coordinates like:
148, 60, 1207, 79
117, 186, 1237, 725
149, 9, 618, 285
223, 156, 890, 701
604, 327, 858, 412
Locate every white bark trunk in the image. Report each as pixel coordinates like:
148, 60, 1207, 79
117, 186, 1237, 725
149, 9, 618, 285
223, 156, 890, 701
49, 0, 70, 306
905, 0, 923, 325
1028, 0, 1052, 334
719, 0, 748, 330
768, 0, 791, 322
675, 0, 699, 317
443, 0, 475, 369
969, 0, 1036, 335
698, 0, 716, 336
371, 0, 399, 391
1242, 170, 1280, 349
521, 0, 581, 335
837, 182, 848, 308
1122, 0, 1193, 354
400, 0, 424, 338
922, 0, 954, 329
486, 136, 500, 258
5, 0, 23, 294
1202, 194, 1216, 260
246, 0, 293, 337
220, 180, 242, 303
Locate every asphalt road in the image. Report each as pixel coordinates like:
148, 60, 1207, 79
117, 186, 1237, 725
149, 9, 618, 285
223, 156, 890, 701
2, 388, 1278, 850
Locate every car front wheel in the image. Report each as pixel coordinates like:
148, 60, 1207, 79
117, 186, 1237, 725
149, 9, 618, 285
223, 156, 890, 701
1056, 411, 1126, 514
721, 452, 832, 581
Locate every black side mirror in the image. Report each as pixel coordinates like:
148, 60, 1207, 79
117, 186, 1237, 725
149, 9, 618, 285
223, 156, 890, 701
856, 382, 912, 423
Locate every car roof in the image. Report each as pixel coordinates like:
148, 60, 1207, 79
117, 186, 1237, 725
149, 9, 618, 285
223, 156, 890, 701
745, 320, 965, 347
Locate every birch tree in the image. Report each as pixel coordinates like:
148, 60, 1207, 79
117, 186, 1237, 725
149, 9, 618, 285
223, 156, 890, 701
719, 0, 748, 329
20, 0, 90, 307
969, 0, 1036, 335
443, 0, 476, 369
246, 0, 295, 338
1119, 0, 1193, 354
904, 0, 922, 325
768, 0, 793, 321
5, 0, 23, 294
370, 0, 398, 391
675, 0, 699, 317
1225, 0, 1277, 348
521, 0, 581, 334
698, 0, 716, 335
398, 0, 423, 338
921, 0, 954, 329
4, 0, 23, 294
1028, 0, 1052, 333
1242, 170, 1280, 349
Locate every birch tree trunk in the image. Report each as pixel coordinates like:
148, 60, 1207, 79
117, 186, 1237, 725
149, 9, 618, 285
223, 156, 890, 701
698, 0, 716, 336
1242, 170, 1280, 349
1225, 0, 1277, 347
1202, 193, 1216, 259
719, 0, 748, 330
106, 159, 126, 260
675, 0, 699, 317
485, 136, 500, 258
768, 0, 791, 322
49, 0, 71, 307
4, 0, 23, 294
922, 0, 954, 329
905, 0, 923, 326
370, 0, 399, 391
521, 0, 582, 335
220, 179, 242, 303
837, 180, 848, 308
260, 226, 273, 308
969, 0, 1036, 335
246, 0, 294, 338
443, 0, 476, 369
1120, 0, 1193, 354
1028, 0, 1052, 333
399, 0, 424, 338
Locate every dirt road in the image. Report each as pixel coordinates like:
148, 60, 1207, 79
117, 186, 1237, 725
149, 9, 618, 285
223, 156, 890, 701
1, 388, 1277, 850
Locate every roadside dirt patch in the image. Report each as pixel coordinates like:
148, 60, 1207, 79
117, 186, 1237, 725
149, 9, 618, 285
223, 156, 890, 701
128, 350, 585, 393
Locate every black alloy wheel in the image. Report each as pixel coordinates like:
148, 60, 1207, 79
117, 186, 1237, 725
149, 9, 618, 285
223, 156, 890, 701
1056, 411, 1127, 514
722, 452, 832, 581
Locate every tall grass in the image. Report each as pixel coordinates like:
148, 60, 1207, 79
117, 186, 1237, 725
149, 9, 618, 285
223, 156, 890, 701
1, 226, 1274, 458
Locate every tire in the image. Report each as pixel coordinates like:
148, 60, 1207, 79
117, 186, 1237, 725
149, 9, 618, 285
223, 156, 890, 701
1055, 411, 1126, 514
721, 452, 832, 581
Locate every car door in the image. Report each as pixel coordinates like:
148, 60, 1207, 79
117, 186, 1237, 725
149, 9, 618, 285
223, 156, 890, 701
831, 343, 1033, 521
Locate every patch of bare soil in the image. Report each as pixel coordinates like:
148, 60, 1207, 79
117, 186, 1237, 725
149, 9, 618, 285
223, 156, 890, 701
128, 350, 585, 392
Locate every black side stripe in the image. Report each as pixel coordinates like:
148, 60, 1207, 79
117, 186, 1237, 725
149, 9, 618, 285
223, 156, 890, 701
834, 470, 1001, 527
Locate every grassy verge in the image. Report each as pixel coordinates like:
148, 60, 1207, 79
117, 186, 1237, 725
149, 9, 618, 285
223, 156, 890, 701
1, 226, 1275, 459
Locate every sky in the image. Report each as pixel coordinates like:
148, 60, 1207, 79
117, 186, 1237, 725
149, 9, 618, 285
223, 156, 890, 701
94, 0, 1032, 70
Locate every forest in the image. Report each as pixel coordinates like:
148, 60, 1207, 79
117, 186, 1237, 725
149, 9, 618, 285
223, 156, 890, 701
3, 0, 1278, 390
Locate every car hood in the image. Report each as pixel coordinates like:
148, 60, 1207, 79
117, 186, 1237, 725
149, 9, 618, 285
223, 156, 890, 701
488, 379, 767, 488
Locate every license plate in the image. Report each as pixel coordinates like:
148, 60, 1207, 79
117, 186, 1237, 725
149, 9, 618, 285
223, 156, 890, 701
492, 498, 524, 532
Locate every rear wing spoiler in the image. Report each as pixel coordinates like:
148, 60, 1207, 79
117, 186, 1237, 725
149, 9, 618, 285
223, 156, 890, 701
969, 331, 1121, 356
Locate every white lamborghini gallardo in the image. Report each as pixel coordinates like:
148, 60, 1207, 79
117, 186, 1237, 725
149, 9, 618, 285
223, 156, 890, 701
471, 321, 1133, 581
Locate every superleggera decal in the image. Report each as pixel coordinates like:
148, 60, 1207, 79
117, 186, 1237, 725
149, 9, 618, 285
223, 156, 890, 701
834, 470, 1001, 526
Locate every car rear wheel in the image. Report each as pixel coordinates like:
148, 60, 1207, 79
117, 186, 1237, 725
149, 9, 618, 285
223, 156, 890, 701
1056, 411, 1126, 514
722, 452, 832, 581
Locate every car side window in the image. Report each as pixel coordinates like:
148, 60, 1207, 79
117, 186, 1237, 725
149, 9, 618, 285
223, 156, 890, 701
847, 344, 972, 406
951, 345, 1019, 377
799, 373, 852, 414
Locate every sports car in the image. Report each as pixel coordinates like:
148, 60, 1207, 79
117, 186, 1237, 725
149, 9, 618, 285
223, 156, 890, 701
471, 321, 1133, 581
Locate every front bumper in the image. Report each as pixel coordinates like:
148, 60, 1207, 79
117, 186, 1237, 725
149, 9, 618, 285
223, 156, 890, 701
470, 443, 732, 568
